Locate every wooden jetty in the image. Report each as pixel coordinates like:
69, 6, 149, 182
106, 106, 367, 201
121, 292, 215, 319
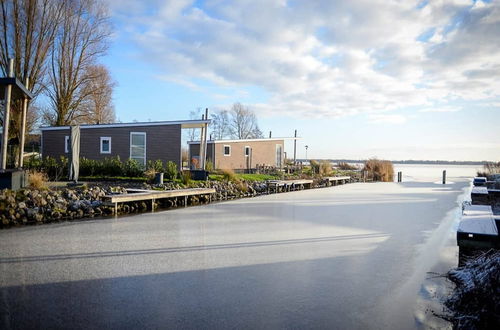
322, 176, 351, 186
103, 188, 216, 214
266, 179, 313, 193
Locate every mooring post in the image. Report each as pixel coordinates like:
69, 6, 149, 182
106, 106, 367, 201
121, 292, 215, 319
442, 170, 446, 184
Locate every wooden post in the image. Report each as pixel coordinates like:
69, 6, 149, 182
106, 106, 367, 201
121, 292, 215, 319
18, 78, 29, 168
1, 58, 14, 170
442, 170, 446, 184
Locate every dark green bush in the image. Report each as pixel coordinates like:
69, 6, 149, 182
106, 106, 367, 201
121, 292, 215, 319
102, 156, 123, 176
123, 159, 143, 177
147, 159, 164, 173
80, 158, 100, 176
165, 161, 178, 180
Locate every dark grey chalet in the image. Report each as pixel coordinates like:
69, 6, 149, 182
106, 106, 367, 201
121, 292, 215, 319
40, 120, 209, 168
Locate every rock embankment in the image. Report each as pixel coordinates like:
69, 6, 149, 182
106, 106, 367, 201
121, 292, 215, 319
1, 179, 316, 228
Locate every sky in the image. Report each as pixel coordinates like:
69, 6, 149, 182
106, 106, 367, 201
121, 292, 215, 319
102, 0, 500, 161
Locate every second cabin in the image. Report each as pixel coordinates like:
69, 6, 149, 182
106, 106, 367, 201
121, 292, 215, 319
189, 138, 287, 171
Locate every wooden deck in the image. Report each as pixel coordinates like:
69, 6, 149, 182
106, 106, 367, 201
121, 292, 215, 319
266, 179, 314, 193
103, 188, 216, 213
322, 176, 351, 186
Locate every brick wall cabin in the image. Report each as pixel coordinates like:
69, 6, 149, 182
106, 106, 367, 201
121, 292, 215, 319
41, 123, 183, 168
189, 139, 285, 170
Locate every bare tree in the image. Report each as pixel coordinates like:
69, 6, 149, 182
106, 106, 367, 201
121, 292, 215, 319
229, 102, 263, 139
210, 109, 230, 140
79, 64, 115, 124
0, 0, 60, 160
187, 108, 202, 141
46, 0, 111, 126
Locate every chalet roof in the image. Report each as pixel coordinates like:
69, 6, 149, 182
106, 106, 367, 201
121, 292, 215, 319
188, 137, 300, 144
40, 119, 210, 131
0, 77, 33, 100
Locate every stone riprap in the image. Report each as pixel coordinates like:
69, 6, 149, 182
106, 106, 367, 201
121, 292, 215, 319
0, 178, 332, 228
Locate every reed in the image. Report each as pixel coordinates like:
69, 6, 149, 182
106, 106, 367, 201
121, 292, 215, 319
363, 159, 394, 182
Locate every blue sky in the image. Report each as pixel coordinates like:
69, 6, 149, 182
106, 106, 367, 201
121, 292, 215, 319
103, 0, 500, 161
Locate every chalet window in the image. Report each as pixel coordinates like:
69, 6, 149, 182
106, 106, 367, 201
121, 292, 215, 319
130, 132, 146, 166
100, 137, 111, 154
244, 146, 250, 157
223, 145, 231, 156
64, 136, 70, 153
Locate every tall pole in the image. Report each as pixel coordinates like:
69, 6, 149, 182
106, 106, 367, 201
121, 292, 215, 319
18, 78, 29, 168
203, 108, 209, 170
293, 129, 297, 164
199, 114, 206, 170
1, 58, 14, 171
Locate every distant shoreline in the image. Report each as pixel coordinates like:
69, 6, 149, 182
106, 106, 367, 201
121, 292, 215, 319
298, 159, 490, 166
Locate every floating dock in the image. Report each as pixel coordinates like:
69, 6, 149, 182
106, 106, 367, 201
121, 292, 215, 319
457, 204, 499, 251
471, 186, 489, 205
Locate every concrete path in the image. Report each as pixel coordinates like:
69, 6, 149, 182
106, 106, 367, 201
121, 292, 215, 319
0, 181, 469, 329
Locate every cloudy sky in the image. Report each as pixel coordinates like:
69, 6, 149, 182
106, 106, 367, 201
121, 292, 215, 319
103, 0, 500, 161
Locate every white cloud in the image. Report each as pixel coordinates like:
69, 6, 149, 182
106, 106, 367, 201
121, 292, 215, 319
110, 0, 500, 119
418, 106, 460, 113
368, 114, 407, 124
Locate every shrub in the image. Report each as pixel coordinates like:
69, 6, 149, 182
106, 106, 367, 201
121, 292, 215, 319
221, 169, 239, 182
165, 161, 178, 180
147, 159, 164, 173
319, 160, 332, 176
180, 170, 191, 185
24, 155, 42, 171
205, 158, 214, 173
144, 168, 157, 182
123, 159, 143, 177
102, 156, 123, 176
28, 170, 48, 190
363, 158, 394, 182
478, 162, 500, 178
309, 160, 319, 175
337, 162, 357, 170
40, 156, 68, 181
80, 157, 102, 177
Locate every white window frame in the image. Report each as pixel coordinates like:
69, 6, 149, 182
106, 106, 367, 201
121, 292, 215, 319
64, 136, 70, 153
223, 145, 231, 156
244, 146, 250, 157
100, 137, 112, 154
130, 132, 147, 166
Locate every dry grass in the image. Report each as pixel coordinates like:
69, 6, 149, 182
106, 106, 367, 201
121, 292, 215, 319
363, 159, 394, 182
221, 169, 239, 182
28, 170, 48, 190
144, 168, 157, 182
319, 160, 332, 176
477, 162, 500, 177
337, 162, 357, 170
180, 170, 191, 185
